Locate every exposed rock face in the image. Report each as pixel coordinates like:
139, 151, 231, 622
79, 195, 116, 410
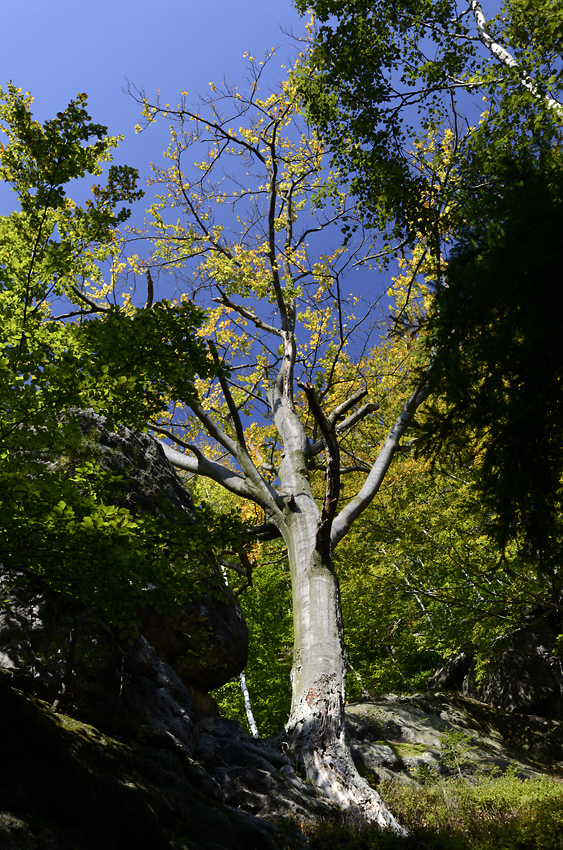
0, 669, 283, 850
347, 692, 563, 787
0, 411, 248, 740
3, 677, 563, 850
428, 611, 563, 720
71, 408, 199, 519
141, 591, 249, 693
464, 644, 563, 720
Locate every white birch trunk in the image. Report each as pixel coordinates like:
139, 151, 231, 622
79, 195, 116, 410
239, 669, 260, 738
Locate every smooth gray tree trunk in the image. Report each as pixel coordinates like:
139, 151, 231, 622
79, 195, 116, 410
162, 374, 428, 832
280, 508, 405, 830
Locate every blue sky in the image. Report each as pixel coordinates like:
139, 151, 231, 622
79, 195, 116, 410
1, 0, 303, 209
0, 1, 399, 315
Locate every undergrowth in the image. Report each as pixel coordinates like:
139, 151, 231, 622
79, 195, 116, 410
306, 773, 563, 850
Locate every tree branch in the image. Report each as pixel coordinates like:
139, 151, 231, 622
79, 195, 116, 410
212, 290, 282, 337
309, 401, 380, 458
327, 388, 368, 427
331, 375, 431, 548
145, 268, 154, 309
207, 340, 248, 449
298, 380, 340, 556
160, 442, 253, 500
70, 285, 110, 313
468, 0, 563, 115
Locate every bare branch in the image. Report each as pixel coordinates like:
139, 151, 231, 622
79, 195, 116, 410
208, 339, 248, 450
160, 442, 252, 500
145, 268, 154, 309
212, 291, 282, 337
331, 375, 431, 548
328, 388, 368, 427
309, 400, 380, 458
70, 285, 110, 314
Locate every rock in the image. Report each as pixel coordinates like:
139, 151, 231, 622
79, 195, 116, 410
463, 642, 563, 719
195, 714, 335, 824
72, 410, 250, 693
346, 692, 563, 785
0, 670, 284, 850
0, 411, 247, 741
3, 668, 563, 850
141, 589, 249, 693
428, 608, 563, 719
71, 409, 199, 520
0, 584, 201, 752
427, 651, 472, 691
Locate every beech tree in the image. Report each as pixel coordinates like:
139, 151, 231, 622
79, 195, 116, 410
129, 61, 441, 829
123, 0, 563, 825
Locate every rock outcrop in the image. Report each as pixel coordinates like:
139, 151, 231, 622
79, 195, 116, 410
347, 692, 563, 787
3, 674, 563, 850
428, 608, 563, 720
0, 411, 248, 740
0, 668, 283, 850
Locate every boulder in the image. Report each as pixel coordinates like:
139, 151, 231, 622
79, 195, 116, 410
0, 669, 284, 850
71, 408, 199, 520
347, 692, 563, 786
428, 609, 563, 719
141, 588, 249, 693
0, 411, 248, 740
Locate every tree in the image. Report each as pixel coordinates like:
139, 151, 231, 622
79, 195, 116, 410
419, 152, 563, 568
129, 59, 445, 830
295, 0, 563, 559
295, 0, 563, 236
0, 85, 229, 645
211, 534, 294, 737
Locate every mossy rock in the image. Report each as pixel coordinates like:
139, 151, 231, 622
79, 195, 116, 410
0, 669, 285, 850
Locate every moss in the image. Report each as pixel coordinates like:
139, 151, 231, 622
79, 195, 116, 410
417, 693, 563, 768
0, 670, 286, 850
383, 741, 430, 758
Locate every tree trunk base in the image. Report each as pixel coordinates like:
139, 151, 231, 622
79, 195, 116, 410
287, 725, 406, 834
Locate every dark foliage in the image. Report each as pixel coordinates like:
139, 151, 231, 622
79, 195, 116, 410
421, 155, 563, 566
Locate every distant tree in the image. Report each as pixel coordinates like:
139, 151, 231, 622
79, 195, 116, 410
421, 154, 563, 568
295, 0, 563, 235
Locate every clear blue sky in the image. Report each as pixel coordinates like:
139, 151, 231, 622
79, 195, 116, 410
0, 1, 392, 311
1, 0, 303, 205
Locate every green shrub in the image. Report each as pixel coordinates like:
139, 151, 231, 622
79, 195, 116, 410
304, 774, 563, 850
383, 773, 563, 849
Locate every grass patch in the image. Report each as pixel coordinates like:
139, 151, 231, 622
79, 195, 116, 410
306, 773, 563, 850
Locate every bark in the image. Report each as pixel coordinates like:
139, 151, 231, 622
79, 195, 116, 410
467, 0, 563, 116
275, 382, 406, 832
161, 370, 425, 831
239, 669, 260, 738
280, 510, 405, 832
